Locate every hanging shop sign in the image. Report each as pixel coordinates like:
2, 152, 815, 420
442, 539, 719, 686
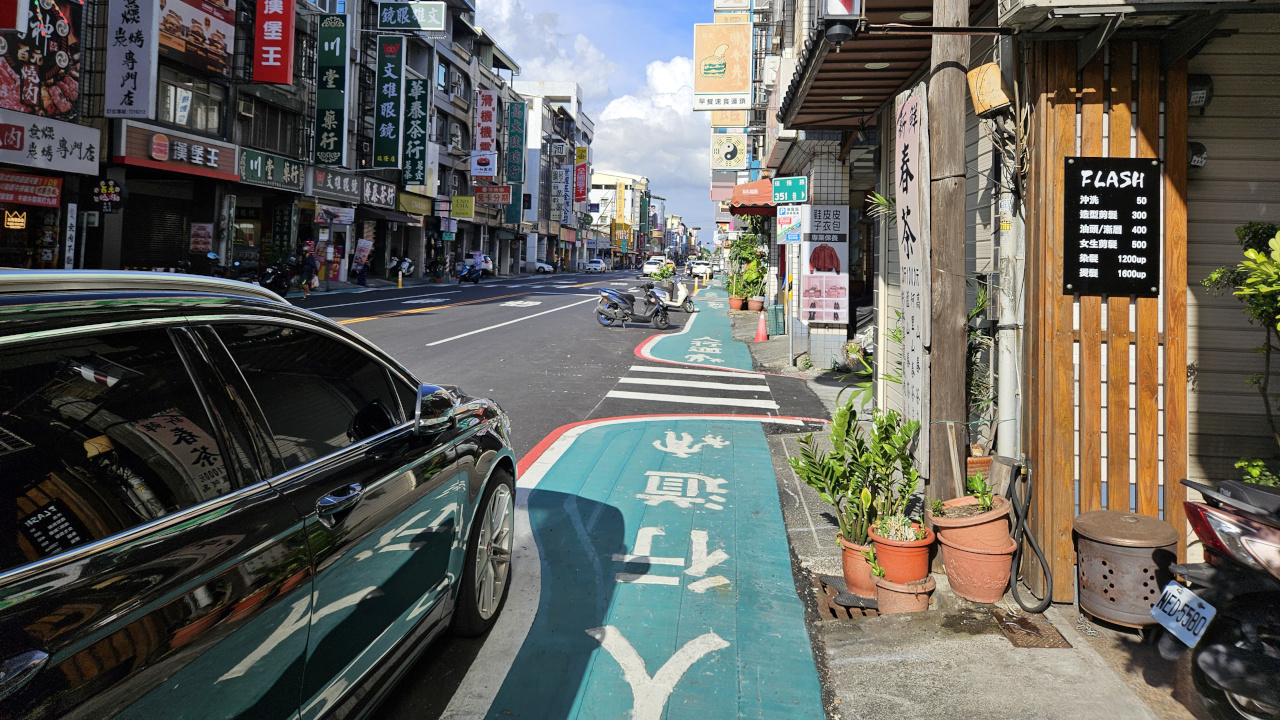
308, 166, 360, 202
1063, 156, 1163, 297
375, 1, 445, 32
450, 195, 474, 219
0, 171, 61, 207
692, 22, 752, 110
713, 0, 750, 9
105, 0, 159, 118
396, 191, 431, 215
505, 100, 526, 182
239, 148, 304, 191
802, 205, 849, 242
253, 0, 295, 84
271, 201, 298, 257
92, 178, 124, 213
314, 14, 348, 165
159, 0, 232, 78
474, 185, 511, 205
373, 35, 404, 168
362, 177, 396, 209
115, 121, 236, 179
894, 83, 931, 468
777, 205, 803, 243
62, 201, 76, 269
0, 108, 100, 175
0, 0, 83, 120
472, 88, 498, 178
710, 133, 747, 171
772, 176, 808, 204
710, 109, 748, 128
574, 145, 588, 203
504, 182, 522, 224
315, 203, 355, 225
402, 75, 430, 184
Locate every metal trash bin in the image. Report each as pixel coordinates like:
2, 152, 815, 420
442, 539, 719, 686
767, 304, 785, 336
1074, 511, 1179, 627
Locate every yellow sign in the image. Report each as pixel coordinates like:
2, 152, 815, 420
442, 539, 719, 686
693, 23, 752, 111
397, 192, 432, 215
711, 110, 749, 127
714, 12, 750, 22
4, 211, 25, 229
575, 146, 588, 164
710, 134, 748, 171
615, 181, 625, 215
450, 195, 474, 220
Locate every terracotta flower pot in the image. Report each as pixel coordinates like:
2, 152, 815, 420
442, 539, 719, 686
839, 537, 876, 599
927, 495, 1012, 551
747, 298, 765, 312
728, 296, 745, 311
874, 574, 936, 614
966, 455, 993, 477
938, 533, 1017, 604
869, 525, 934, 584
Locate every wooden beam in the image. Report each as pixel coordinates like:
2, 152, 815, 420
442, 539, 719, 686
1080, 54, 1105, 514
1108, 41, 1135, 513
1136, 40, 1161, 518
1164, 57, 1189, 557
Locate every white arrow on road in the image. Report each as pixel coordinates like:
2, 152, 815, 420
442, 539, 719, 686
685, 354, 725, 363
585, 625, 729, 720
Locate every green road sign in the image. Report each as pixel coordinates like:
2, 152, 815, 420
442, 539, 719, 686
772, 176, 808, 204
373, 35, 404, 169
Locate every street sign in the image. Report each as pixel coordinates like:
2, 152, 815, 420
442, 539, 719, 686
314, 14, 349, 165
375, 1, 445, 32
1062, 156, 1162, 297
772, 176, 808, 204
475, 185, 512, 205
373, 36, 404, 168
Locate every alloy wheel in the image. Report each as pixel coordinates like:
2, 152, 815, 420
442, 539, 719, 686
474, 483, 514, 620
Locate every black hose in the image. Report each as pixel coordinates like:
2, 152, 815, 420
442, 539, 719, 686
1009, 465, 1053, 613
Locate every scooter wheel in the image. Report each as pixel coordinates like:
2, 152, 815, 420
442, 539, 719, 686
683, 299, 695, 313
597, 312, 615, 327
653, 311, 670, 331
1192, 646, 1280, 720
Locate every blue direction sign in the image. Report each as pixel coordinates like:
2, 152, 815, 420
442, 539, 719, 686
772, 176, 808, 203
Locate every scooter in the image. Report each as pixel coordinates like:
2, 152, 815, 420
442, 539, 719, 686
652, 279, 695, 313
458, 263, 483, 284
260, 256, 298, 296
1153, 477, 1280, 720
596, 285, 671, 330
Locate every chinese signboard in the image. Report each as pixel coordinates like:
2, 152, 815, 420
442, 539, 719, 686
472, 88, 498, 178
450, 195, 474, 219
253, 0, 295, 84
710, 133, 747, 171
363, 177, 396, 208
504, 182, 522, 224
574, 145, 588, 203
710, 109, 748, 127
802, 205, 849, 242
375, 1, 445, 32
474, 185, 511, 205
0, 0, 83, 119
777, 205, 803, 243
895, 84, 930, 459
505, 100, 526, 182
116, 121, 236, 180
772, 176, 808, 203
159, 0, 232, 78
403, 75, 430, 183
693, 23, 751, 110
308, 167, 360, 202
0, 108, 99, 174
239, 148, 304, 191
373, 35, 404, 168
92, 178, 123, 213
0, 171, 60, 207
1063, 157, 1162, 297
314, 14, 347, 165
105, 0, 158, 118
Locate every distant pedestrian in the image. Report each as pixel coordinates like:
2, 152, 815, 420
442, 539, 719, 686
300, 248, 320, 298
353, 258, 368, 286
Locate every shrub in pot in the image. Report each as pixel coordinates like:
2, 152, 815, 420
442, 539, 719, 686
865, 546, 935, 614
869, 514, 934, 584
926, 472, 1011, 551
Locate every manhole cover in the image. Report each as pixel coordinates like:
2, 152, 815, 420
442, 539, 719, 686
992, 608, 1072, 648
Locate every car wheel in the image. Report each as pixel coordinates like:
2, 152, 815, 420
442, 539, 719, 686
452, 469, 515, 637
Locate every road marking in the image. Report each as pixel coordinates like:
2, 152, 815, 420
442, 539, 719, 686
424, 297, 597, 346
500, 300, 542, 307
618, 377, 771, 392
605, 390, 779, 409
402, 297, 449, 304
688, 576, 731, 593
307, 290, 458, 310
628, 365, 765, 379
585, 626, 729, 720
338, 291, 530, 324
615, 573, 681, 585
652, 430, 730, 457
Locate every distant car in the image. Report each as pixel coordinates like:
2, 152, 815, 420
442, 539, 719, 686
586, 259, 607, 273
692, 261, 713, 278
534, 261, 554, 273
465, 255, 495, 275
641, 259, 664, 276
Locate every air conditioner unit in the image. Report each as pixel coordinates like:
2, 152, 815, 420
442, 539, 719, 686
237, 97, 254, 118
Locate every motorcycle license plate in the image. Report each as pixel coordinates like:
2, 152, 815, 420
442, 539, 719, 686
1151, 582, 1216, 647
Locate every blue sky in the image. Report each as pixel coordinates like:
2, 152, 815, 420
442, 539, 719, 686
478, 0, 716, 235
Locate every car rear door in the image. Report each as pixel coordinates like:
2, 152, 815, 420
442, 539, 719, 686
206, 322, 464, 720
0, 324, 311, 720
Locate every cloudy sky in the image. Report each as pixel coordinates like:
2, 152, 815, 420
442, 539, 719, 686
476, 0, 716, 235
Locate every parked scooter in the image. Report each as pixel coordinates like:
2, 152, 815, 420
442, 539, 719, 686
458, 263, 483, 284
1154, 477, 1280, 720
652, 279, 695, 313
260, 256, 298, 296
596, 285, 671, 330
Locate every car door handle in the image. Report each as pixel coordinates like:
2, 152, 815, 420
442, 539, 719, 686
0, 650, 48, 701
317, 483, 364, 525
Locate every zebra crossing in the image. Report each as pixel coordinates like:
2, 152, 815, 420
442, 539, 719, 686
597, 364, 780, 413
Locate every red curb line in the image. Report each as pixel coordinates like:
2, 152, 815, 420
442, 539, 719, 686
516, 413, 831, 476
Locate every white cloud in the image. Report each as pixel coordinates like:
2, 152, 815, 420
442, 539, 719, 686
477, 0, 617, 99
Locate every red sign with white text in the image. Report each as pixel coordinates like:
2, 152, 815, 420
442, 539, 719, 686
474, 185, 512, 205
574, 163, 588, 203
253, 0, 295, 84
0, 171, 62, 207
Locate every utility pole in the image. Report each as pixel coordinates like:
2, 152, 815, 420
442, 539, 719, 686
927, 0, 971, 502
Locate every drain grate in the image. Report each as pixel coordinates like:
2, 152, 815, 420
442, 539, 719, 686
814, 576, 878, 620
992, 608, 1072, 648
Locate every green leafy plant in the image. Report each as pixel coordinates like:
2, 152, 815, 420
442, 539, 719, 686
966, 471, 994, 512
931, 498, 946, 518
967, 280, 997, 451
865, 191, 896, 223
652, 263, 674, 281
837, 311, 906, 411
1236, 458, 1280, 488
873, 514, 925, 542
862, 547, 886, 578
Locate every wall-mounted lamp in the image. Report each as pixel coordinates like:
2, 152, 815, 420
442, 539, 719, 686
1188, 75, 1214, 112
1189, 141, 1208, 168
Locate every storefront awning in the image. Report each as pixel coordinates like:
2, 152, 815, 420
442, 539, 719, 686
729, 179, 775, 216
357, 206, 417, 224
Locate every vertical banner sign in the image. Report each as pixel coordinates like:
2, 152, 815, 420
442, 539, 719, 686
373, 35, 404, 168
105, 0, 159, 117
254, 0, 296, 84
63, 202, 77, 269
505, 101, 526, 182
504, 182, 522, 224
692, 22, 752, 111
472, 89, 498, 178
573, 145, 588, 203
314, 14, 348, 165
894, 83, 930, 465
402, 76, 429, 183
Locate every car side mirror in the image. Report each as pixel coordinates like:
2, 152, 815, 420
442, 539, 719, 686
415, 384, 456, 435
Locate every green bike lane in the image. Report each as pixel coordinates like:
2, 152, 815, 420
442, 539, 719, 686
635, 281, 755, 372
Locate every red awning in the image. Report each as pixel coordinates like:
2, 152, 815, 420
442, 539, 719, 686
729, 179, 775, 216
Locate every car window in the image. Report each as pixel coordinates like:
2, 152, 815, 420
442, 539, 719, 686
0, 329, 237, 574
214, 324, 405, 471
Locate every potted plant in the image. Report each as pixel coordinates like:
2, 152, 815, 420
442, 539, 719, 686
865, 547, 936, 614
869, 514, 934, 584
854, 410, 931, 584
726, 276, 746, 310
926, 472, 1011, 551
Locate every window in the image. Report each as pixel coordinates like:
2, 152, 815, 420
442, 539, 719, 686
214, 325, 405, 471
158, 66, 226, 136
236, 97, 305, 158
433, 112, 447, 144
0, 329, 237, 573
436, 62, 449, 92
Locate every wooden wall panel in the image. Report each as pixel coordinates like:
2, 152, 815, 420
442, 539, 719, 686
1165, 58, 1189, 555
1108, 44, 1134, 513
1136, 41, 1162, 518
1079, 55, 1105, 514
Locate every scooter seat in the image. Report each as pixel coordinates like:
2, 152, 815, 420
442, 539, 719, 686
618, 292, 636, 305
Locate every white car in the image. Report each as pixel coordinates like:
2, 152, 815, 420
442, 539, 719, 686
534, 261, 555, 273
586, 259, 607, 273
692, 262, 714, 278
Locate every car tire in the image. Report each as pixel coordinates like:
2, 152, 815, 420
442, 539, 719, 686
452, 468, 515, 638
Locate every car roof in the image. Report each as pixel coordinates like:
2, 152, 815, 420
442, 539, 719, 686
0, 270, 285, 303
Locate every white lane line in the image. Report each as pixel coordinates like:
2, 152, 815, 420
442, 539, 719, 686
605, 390, 779, 410
424, 297, 597, 346
403, 297, 450, 305
617, 377, 771, 392
629, 365, 765, 379
311, 290, 458, 310
533, 292, 595, 296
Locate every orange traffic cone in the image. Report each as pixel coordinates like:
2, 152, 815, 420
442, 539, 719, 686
755, 310, 768, 343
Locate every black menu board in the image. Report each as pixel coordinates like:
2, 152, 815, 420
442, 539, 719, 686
1063, 157, 1163, 297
